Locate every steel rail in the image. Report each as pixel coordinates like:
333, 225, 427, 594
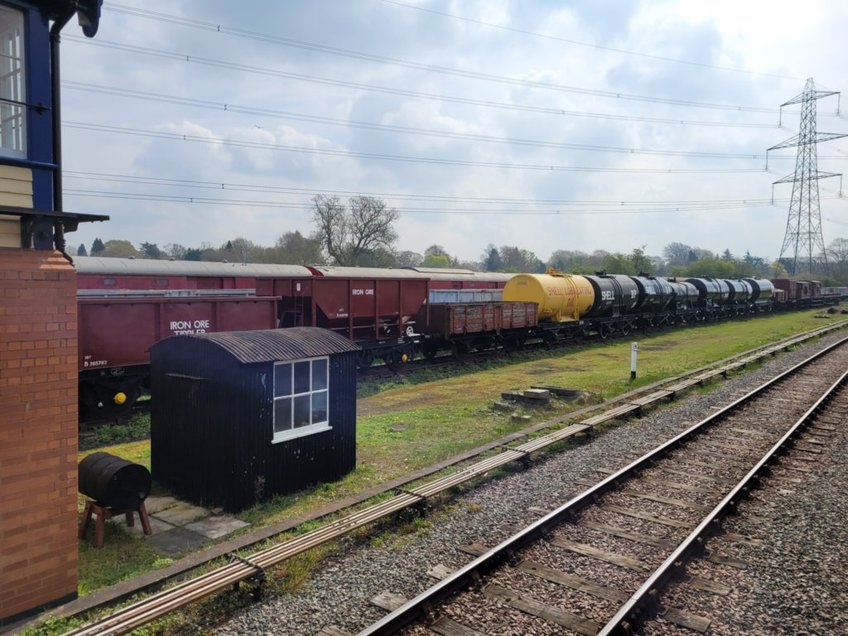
599, 365, 848, 634
64, 323, 847, 635
358, 335, 848, 635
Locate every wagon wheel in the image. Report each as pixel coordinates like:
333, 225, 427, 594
79, 383, 101, 420
598, 323, 610, 340
84, 380, 141, 420
384, 350, 403, 372
451, 341, 469, 361
421, 341, 439, 359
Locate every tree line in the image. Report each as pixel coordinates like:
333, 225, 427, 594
77, 195, 848, 285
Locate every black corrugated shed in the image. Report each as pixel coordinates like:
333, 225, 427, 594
149, 328, 359, 512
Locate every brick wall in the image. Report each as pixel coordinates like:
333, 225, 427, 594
0, 249, 78, 622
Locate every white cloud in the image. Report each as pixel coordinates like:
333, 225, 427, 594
61, 0, 848, 263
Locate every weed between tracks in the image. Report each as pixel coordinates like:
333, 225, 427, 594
58, 310, 843, 632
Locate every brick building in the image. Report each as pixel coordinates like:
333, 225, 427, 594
0, 1, 105, 625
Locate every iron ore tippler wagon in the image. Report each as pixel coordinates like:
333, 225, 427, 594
149, 327, 359, 512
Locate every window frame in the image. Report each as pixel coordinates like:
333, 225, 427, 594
271, 356, 330, 443
0, 5, 26, 159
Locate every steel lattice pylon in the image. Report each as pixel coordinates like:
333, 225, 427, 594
768, 78, 845, 277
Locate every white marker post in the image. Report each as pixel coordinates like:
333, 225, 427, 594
630, 341, 638, 381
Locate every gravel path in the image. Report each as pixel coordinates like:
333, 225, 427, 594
215, 330, 848, 636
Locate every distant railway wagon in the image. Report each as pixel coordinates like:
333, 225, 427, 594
421, 301, 538, 358
428, 289, 503, 303
403, 267, 513, 289
75, 257, 313, 291
502, 271, 782, 340
78, 291, 278, 415
297, 266, 429, 366
772, 278, 828, 306
823, 286, 848, 298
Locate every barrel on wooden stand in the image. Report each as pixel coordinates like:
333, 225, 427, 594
78, 452, 153, 547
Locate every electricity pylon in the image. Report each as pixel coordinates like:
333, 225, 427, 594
768, 78, 845, 277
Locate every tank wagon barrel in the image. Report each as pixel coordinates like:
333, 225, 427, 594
744, 278, 775, 303
501, 271, 594, 322
631, 275, 675, 313
685, 277, 731, 304
725, 279, 752, 303
582, 274, 640, 318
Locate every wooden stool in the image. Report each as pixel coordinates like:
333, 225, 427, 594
79, 500, 152, 548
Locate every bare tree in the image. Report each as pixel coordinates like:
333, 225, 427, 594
312, 195, 399, 265
828, 237, 848, 264
164, 243, 187, 260
396, 250, 424, 267
498, 245, 542, 272
662, 242, 692, 267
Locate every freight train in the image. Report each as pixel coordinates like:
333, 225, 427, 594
75, 257, 517, 416
73, 256, 841, 417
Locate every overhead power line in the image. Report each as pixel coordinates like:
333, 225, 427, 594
65, 170, 821, 210
63, 80, 784, 131
67, 38, 841, 126
66, 188, 813, 216
381, 0, 803, 82
64, 121, 811, 171
100, 4, 793, 114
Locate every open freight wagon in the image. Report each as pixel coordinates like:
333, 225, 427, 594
77, 291, 278, 417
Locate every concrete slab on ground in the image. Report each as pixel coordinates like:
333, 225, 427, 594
144, 495, 179, 514
184, 515, 250, 540
125, 516, 176, 537
153, 501, 209, 526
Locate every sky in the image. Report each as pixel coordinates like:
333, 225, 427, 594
59, 0, 848, 264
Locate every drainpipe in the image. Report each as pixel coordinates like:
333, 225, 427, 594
49, 8, 75, 260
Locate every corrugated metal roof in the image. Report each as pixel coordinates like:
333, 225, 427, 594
74, 256, 313, 278
163, 328, 360, 363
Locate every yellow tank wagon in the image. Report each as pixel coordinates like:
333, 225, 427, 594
502, 269, 594, 322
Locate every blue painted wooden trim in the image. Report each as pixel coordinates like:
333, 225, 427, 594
23, 5, 54, 210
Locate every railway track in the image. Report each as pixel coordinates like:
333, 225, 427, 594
77, 311, 845, 423
56, 323, 846, 636
357, 310, 785, 382
358, 336, 848, 635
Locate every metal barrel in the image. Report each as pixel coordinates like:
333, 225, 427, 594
78, 452, 152, 510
